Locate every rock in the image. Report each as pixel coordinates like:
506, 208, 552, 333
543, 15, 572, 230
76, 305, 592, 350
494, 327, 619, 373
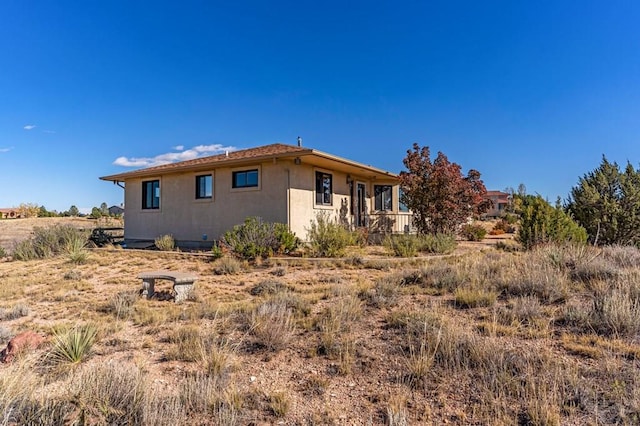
250, 376, 257, 382
0, 331, 47, 363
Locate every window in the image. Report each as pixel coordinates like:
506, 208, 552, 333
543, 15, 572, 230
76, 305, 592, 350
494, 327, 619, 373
315, 171, 332, 205
399, 188, 409, 212
375, 185, 393, 211
196, 174, 213, 199
232, 169, 259, 188
142, 180, 160, 209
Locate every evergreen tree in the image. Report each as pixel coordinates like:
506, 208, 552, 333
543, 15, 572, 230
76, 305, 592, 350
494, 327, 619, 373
516, 195, 586, 250
567, 156, 640, 245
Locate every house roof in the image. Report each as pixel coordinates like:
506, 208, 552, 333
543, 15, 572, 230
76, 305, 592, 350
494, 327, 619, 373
100, 143, 399, 182
485, 190, 510, 197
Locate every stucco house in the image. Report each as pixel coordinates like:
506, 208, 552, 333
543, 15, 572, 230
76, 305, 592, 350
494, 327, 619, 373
0, 208, 21, 219
483, 190, 511, 218
100, 143, 412, 248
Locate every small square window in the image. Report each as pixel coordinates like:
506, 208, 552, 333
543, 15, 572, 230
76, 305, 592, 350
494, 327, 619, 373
232, 169, 259, 188
196, 174, 213, 199
315, 171, 332, 205
142, 180, 160, 209
375, 185, 392, 211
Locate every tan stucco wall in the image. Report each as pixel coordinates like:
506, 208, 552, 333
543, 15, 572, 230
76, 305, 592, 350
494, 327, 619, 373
122, 159, 408, 245
124, 161, 289, 244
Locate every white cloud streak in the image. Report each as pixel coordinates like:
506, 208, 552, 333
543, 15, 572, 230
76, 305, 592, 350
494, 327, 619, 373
0, 147, 13, 153
23, 125, 36, 130
113, 144, 237, 167
173, 145, 184, 151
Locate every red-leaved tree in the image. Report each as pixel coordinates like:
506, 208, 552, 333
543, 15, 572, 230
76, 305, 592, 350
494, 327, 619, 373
399, 143, 490, 234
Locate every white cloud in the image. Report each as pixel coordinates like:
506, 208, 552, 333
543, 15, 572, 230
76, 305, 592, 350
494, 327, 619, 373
23, 124, 36, 130
113, 144, 237, 168
173, 145, 184, 151
0, 147, 13, 153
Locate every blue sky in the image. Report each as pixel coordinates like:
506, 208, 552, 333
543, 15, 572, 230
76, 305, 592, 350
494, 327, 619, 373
1, 1, 639, 213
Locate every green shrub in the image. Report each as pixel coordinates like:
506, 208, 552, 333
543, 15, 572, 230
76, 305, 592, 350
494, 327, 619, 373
13, 225, 89, 261
154, 234, 175, 251
383, 234, 419, 257
516, 195, 587, 250
222, 217, 298, 259
418, 233, 457, 254
306, 212, 352, 257
460, 224, 487, 241
0, 246, 6, 258
211, 243, 224, 260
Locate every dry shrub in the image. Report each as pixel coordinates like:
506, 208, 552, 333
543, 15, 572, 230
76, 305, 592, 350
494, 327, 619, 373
250, 299, 295, 352
0, 354, 62, 425
67, 362, 147, 424
270, 266, 287, 277
404, 342, 435, 387
590, 286, 640, 338
154, 234, 175, 251
105, 290, 138, 319
499, 252, 569, 304
203, 340, 236, 380
143, 392, 186, 426
249, 279, 290, 296
454, 287, 497, 308
360, 274, 402, 308
180, 373, 220, 416
316, 293, 362, 359
166, 325, 203, 362
387, 392, 409, 426
268, 390, 290, 417
213, 256, 244, 275
417, 262, 469, 293
601, 245, 640, 268
300, 375, 328, 397
0, 303, 30, 321
132, 304, 168, 326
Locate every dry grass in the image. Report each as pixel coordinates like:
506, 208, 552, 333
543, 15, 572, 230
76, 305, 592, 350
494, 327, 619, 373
1, 220, 640, 424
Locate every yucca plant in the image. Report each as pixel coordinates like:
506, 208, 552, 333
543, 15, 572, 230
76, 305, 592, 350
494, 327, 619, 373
48, 324, 98, 365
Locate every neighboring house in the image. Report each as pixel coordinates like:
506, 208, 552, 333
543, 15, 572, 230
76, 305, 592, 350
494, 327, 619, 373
0, 208, 20, 219
108, 205, 125, 216
483, 191, 511, 218
100, 143, 412, 248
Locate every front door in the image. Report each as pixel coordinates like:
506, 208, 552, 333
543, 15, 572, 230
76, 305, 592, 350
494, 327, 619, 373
354, 183, 367, 227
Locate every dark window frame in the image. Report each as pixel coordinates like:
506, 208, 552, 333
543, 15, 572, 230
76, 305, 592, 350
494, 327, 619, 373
195, 174, 213, 199
232, 169, 259, 189
315, 171, 333, 206
374, 185, 393, 211
142, 180, 160, 209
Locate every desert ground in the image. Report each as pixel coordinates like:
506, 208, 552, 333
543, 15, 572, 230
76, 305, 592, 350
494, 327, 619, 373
0, 218, 639, 425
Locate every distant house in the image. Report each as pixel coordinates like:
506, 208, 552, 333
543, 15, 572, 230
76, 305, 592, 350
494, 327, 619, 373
0, 208, 20, 219
108, 205, 124, 216
100, 143, 412, 248
483, 191, 511, 218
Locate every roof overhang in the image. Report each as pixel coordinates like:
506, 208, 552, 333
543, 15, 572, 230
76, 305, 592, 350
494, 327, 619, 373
100, 147, 398, 183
